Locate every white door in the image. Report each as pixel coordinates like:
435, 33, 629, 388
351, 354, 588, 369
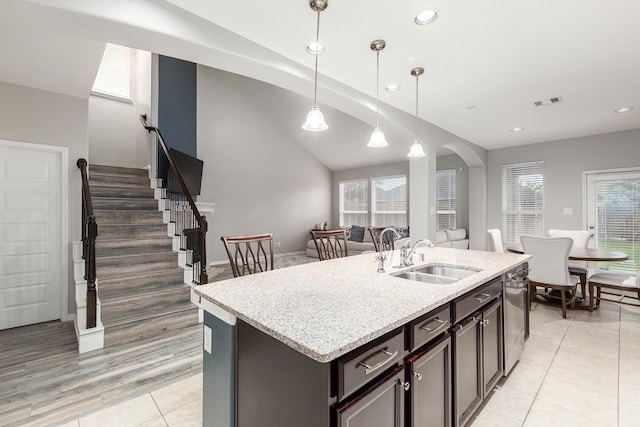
0, 140, 65, 330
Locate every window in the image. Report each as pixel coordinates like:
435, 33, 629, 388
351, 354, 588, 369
371, 175, 407, 227
92, 43, 130, 100
339, 179, 368, 227
502, 161, 544, 244
587, 169, 640, 272
436, 169, 456, 230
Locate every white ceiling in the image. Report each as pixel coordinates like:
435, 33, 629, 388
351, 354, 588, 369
1, 0, 639, 170
165, 0, 640, 150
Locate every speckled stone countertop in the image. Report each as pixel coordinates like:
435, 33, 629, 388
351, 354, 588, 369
195, 247, 529, 363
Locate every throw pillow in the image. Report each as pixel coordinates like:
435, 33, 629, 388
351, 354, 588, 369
348, 225, 365, 242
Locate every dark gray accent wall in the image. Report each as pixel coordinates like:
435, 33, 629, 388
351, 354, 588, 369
158, 55, 197, 157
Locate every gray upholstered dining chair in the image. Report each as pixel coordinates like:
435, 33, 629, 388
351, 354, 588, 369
221, 233, 274, 277
587, 270, 640, 311
487, 229, 504, 253
547, 229, 594, 298
521, 235, 576, 318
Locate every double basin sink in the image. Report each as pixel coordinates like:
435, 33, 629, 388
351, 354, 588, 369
392, 264, 481, 285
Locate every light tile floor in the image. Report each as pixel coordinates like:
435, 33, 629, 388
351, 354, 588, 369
56, 300, 639, 427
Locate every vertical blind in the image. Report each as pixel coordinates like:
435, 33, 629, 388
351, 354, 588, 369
436, 169, 456, 230
371, 176, 407, 227
592, 173, 639, 272
502, 161, 545, 244
339, 179, 368, 226
92, 43, 130, 98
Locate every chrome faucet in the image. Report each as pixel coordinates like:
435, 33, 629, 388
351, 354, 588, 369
375, 227, 401, 273
400, 239, 434, 267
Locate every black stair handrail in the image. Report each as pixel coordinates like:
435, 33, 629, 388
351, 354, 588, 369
77, 158, 97, 329
139, 114, 208, 285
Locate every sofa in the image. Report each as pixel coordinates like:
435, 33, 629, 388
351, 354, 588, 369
306, 226, 409, 259
434, 229, 469, 249
306, 226, 469, 258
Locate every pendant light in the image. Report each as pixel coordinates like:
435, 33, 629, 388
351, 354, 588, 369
302, 0, 329, 131
367, 40, 388, 148
407, 67, 426, 157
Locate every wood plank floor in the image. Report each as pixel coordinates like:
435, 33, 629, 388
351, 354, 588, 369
0, 321, 202, 427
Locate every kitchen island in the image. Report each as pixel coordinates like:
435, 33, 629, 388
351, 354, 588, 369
194, 247, 529, 427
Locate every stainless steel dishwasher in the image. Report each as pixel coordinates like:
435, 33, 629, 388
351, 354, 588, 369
503, 263, 529, 375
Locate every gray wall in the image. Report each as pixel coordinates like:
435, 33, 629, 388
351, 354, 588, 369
197, 66, 332, 262
332, 161, 410, 228
0, 81, 89, 316
89, 49, 152, 168
436, 153, 469, 232
487, 128, 640, 241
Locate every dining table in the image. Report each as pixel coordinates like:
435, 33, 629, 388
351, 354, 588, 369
506, 242, 629, 309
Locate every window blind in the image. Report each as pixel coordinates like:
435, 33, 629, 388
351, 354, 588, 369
592, 174, 639, 272
92, 43, 130, 99
371, 175, 407, 227
339, 179, 368, 226
436, 169, 456, 230
502, 161, 544, 244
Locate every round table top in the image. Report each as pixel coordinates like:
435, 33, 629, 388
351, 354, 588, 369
506, 243, 629, 262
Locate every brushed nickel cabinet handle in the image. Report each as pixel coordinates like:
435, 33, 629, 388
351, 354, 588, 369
419, 317, 447, 334
399, 380, 411, 391
413, 371, 423, 381
358, 348, 398, 375
473, 293, 492, 303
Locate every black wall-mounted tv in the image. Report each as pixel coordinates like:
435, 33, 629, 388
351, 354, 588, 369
165, 148, 204, 196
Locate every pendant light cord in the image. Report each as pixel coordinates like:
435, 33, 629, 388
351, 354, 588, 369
376, 50, 380, 128
313, 10, 320, 106
415, 73, 419, 141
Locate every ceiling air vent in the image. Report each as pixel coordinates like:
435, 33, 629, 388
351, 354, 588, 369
534, 96, 563, 107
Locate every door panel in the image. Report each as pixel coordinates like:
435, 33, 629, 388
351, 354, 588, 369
0, 141, 63, 330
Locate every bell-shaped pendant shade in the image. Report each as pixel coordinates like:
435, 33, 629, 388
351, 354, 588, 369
407, 140, 426, 157
302, 106, 328, 131
367, 127, 388, 148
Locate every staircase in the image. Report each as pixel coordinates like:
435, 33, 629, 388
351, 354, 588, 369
88, 164, 199, 347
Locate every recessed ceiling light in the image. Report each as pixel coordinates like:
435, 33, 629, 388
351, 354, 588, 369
614, 106, 634, 113
305, 42, 324, 55
415, 9, 438, 25
385, 83, 400, 92
510, 127, 525, 132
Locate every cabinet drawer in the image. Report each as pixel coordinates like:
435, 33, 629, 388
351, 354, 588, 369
337, 329, 404, 400
409, 304, 451, 351
454, 277, 502, 324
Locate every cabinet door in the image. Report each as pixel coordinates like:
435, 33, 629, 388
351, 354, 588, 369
482, 299, 503, 396
453, 315, 482, 427
408, 333, 452, 427
334, 365, 406, 427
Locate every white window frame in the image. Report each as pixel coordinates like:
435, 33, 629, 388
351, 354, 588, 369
436, 169, 456, 230
339, 179, 369, 227
370, 175, 407, 227
91, 43, 132, 102
502, 161, 545, 244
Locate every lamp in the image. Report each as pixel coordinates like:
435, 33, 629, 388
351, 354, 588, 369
407, 67, 426, 158
367, 39, 388, 148
302, 0, 329, 131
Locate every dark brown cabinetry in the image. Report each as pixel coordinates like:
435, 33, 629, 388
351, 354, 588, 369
452, 278, 504, 427
408, 332, 452, 427
334, 365, 406, 427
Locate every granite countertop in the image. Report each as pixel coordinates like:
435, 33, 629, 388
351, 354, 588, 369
194, 247, 529, 363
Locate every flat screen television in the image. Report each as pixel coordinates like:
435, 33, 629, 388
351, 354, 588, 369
165, 148, 203, 196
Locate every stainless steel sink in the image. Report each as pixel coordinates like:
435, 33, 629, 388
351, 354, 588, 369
391, 264, 480, 284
